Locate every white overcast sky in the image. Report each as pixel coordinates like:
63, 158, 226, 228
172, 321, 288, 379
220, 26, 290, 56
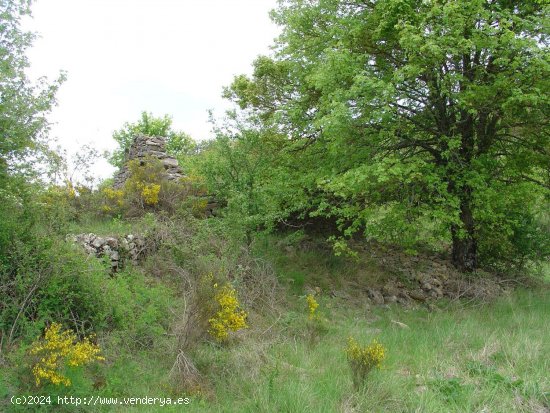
22, 0, 280, 180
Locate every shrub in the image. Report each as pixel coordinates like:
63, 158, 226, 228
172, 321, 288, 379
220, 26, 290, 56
36, 184, 76, 232
28, 323, 104, 387
304, 292, 327, 345
306, 294, 319, 320
141, 183, 161, 206
474, 184, 550, 271
345, 336, 386, 389
98, 157, 199, 218
207, 282, 248, 342
0, 234, 114, 346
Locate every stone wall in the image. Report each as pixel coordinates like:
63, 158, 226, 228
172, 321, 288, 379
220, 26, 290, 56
113, 134, 184, 188
71, 233, 147, 271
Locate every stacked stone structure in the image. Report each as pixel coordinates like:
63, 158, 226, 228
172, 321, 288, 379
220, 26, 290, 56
70, 233, 146, 271
113, 134, 184, 188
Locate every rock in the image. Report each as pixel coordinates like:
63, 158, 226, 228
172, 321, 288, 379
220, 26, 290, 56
398, 290, 411, 300
92, 237, 104, 248
105, 237, 118, 248
83, 245, 96, 256
409, 290, 427, 302
382, 283, 399, 297
367, 288, 385, 305
391, 320, 410, 329
162, 158, 179, 168
146, 150, 168, 158
72, 233, 147, 272
385, 295, 398, 304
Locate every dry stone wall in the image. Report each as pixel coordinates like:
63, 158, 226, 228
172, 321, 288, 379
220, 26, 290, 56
113, 134, 184, 189
70, 233, 147, 271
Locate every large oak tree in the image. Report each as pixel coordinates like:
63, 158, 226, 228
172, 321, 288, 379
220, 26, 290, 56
225, 0, 550, 271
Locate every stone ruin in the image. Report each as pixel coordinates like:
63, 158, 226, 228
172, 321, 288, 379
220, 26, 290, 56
113, 134, 184, 188
70, 233, 147, 271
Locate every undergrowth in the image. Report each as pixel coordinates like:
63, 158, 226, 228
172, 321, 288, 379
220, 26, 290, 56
1, 222, 548, 413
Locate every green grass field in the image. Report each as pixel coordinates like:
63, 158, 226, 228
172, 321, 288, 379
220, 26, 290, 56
175, 289, 549, 413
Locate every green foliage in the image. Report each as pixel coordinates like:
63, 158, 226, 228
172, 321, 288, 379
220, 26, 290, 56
0, 0, 64, 175
429, 377, 473, 405
98, 157, 193, 217
108, 111, 196, 168
0, 233, 120, 345
0, 0, 68, 336
195, 113, 309, 244
346, 336, 386, 390
475, 184, 550, 270
221, 0, 550, 271
102, 266, 175, 350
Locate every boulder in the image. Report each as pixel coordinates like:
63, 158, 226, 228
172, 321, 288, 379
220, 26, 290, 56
367, 288, 385, 305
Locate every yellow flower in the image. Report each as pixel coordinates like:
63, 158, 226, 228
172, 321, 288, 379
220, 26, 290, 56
345, 336, 386, 387
29, 323, 104, 387
306, 294, 319, 319
141, 183, 161, 205
208, 284, 248, 342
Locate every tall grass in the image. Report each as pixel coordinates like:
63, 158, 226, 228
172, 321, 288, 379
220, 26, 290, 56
181, 289, 548, 413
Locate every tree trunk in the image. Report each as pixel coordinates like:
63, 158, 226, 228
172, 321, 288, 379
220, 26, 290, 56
451, 195, 477, 272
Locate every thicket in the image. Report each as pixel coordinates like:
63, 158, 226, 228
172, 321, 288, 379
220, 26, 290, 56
199, 0, 550, 273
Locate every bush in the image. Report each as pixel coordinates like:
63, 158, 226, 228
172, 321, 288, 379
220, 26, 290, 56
0, 238, 113, 346
306, 294, 319, 320
345, 336, 386, 390
97, 157, 199, 218
475, 185, 550, 271
28, 322, 104, 387
207, 281, 248, 342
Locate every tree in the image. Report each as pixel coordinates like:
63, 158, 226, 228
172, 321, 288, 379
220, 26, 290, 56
0, 0, 70, 343
196, 111, 300, 244
1, 0, 64, 259
225, 0, 550, 271
0, 0, 64, 177
108, 111, 196, 169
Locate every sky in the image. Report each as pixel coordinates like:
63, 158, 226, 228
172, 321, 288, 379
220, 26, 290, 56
22, 0, 280, 181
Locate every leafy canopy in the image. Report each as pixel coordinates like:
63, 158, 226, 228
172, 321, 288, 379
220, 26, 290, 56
108, 111, 196, 168
221, 0, 550, 270
0, 0, 64, 177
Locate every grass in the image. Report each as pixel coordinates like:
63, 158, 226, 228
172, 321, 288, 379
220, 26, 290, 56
66, 216, 139, 236
2, 231, 548, 412
180, 288, 549, 413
